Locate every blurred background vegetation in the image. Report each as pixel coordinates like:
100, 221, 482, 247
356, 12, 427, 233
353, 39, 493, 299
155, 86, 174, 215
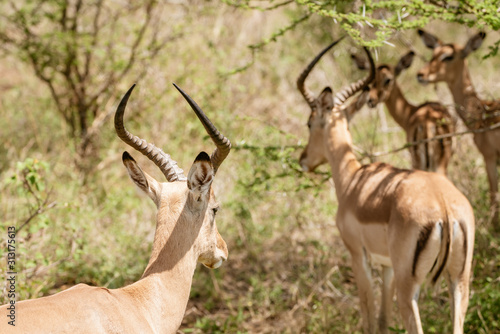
1, 0, 499, 333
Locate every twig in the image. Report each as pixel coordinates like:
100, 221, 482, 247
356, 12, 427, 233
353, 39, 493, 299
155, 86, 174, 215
289, 265, 338, 315
354, 121, 500, 160
222, 0, 294, 11
17, 199, 57, 233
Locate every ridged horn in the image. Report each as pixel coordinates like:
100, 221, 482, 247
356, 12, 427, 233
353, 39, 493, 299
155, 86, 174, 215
172, 83, 231, 174
115, 84, 186, 182
333, 46, 375, 107
297, 36, 345, 107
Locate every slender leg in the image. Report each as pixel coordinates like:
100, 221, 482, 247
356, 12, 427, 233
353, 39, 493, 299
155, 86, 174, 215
446, 220, 474, 334
484, 157, 499, 225
395, 279, 424, 334
378, 265, 395, 334
445, 273, 470, 334
351, 250, 377, 334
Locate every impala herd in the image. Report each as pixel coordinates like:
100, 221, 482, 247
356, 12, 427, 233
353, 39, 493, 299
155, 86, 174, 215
1, 30, 498, 334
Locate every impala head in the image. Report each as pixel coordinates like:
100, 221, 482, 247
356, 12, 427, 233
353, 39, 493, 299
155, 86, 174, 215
416, 29, 486, 85
297, 39, 375, 172
115, 84, 230, 269
353, 51, 415, 108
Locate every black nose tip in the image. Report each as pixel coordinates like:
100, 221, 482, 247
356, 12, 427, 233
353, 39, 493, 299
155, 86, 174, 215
416, 73, 425, 84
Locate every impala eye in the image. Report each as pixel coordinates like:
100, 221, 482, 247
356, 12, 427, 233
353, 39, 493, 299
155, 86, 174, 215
383, 78, 391, 86
212, 206, 219, 215
439, 53, 454, 62
307, 116, 313, 128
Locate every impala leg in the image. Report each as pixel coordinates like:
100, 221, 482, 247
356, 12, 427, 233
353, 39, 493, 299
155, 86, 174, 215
351, 250, 377, 334
484, 156, 499, 225
378, 265, 395, 334
439, 136, 453, 177
395, 279, 424, 334
445, 272, 470, 334
446, 220, 473, 334
435, 156, 448, 176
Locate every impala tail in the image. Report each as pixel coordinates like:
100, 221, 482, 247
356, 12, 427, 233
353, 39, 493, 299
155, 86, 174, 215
412, 196, 455, 286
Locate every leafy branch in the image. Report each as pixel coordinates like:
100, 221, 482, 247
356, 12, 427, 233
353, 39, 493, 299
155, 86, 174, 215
233, 119, 500, 192
6, 158, 57, 234
0, 0, 181, 170
223, 0, 500, 72
222, 12, 311, 76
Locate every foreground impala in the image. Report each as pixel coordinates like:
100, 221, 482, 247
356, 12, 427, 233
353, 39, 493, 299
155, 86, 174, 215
352, 50, 454, 175
298, 39, 475, 334
0, 83, 231, 333
417, 29, 500, 224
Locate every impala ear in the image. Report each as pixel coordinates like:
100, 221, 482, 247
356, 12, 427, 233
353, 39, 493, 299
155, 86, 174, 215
356, 87, 370, 110
461, 32, 485, 58
345, 87, 369, 121
122, 151, 161, 205
351, 53, 370, 71
418, 29, 441, 49
187, 152, 214, 201
395, 51, 415, 77
318, 87, 334, 113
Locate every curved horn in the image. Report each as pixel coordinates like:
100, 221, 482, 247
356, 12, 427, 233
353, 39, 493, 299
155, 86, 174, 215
172, 83, 231, 174
297, 36, 345, 107
115, 84, 186, 182
333, 46, 375, 107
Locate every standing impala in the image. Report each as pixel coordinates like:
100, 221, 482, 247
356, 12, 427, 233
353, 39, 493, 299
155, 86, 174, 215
417, 29, 500, 224
352, 50, 454, 175
298, 39, 475, 334
0, 83, 231, 334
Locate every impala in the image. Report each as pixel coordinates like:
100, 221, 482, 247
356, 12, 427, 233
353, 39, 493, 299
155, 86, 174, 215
417, 29, 500, 224
297, 38, 369, 170
0, 83, 231, 334
298, 39, 475, 334
352, 50, 454, 175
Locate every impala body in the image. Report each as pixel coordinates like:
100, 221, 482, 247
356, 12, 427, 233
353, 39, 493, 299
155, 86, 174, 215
352, 50, 454, 175
417, 29, 500, 224
297, 40, 475, 334
0, 84, 231, 334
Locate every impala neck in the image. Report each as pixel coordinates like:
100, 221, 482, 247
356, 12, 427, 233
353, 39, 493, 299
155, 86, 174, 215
122, 189, 200, 333
384, 83, 414, 131
446, 61, 481, 127
324, 109, 362, 196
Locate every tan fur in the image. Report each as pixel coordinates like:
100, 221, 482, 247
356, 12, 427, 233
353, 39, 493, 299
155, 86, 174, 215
298, 58, 475, 333
354, 52, 454, 175
0, 88, 229, 334
0, 178, 227, 334
417, 30, 500, 223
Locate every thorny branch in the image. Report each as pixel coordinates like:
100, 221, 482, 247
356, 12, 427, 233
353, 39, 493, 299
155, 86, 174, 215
354, 121, 500, 161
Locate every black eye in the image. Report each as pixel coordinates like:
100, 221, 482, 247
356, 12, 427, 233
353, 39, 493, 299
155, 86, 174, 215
212, 207, 219, 215
439, 54, 454, 62
383, 78, 391, 86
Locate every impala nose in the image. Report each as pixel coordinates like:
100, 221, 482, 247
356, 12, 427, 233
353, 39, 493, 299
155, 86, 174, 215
299, 151, 309, 172
417, 73, 427, 84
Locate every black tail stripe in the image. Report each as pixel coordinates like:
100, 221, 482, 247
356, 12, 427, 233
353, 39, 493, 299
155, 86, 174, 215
412, 224, 434, 277
425, 125, 430, 169
460, 221, 468, 275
